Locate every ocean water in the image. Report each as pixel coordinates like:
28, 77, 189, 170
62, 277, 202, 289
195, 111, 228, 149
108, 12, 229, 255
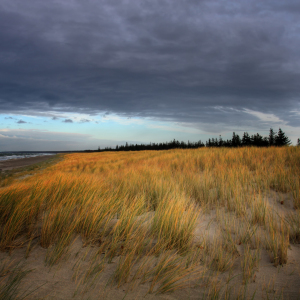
0, 152, 55, 162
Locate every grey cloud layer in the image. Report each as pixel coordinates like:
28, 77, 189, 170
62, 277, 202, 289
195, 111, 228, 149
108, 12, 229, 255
0, 129, 124, 151
0, 0, 299, 130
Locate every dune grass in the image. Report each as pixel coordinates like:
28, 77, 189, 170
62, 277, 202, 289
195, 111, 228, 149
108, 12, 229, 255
0, 261, 33, 300
0, 147, 299, 298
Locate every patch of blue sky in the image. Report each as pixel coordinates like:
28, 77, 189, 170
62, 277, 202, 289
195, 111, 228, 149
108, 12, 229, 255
0, 114, 39, 128
1, 112, 214, 147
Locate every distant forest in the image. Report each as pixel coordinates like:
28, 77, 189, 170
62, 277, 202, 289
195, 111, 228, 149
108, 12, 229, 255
94, 128, 299, 152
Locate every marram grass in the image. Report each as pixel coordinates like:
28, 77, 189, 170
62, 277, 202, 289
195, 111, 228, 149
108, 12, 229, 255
0, 147, 299, 298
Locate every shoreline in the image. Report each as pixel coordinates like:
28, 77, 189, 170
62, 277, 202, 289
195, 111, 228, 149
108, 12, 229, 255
0, 155, 57, 171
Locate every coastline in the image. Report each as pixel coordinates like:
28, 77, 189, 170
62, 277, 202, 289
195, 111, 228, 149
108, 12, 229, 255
0, 154, 57, 171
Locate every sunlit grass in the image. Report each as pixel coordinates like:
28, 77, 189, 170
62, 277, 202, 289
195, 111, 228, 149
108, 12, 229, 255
0, 147, 299, 298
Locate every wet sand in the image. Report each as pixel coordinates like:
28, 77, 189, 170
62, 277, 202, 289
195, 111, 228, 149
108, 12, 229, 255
0, 155, 57, 171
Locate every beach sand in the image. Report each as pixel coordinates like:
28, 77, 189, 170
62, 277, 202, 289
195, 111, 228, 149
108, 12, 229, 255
0, 155, 56, 171
1, 211, 299, 300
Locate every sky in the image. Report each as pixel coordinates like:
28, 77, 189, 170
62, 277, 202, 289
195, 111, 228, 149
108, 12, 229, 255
0, 0, 300, 151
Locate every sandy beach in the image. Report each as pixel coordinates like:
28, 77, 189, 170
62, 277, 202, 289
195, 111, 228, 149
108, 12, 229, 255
0, 155, 56, 171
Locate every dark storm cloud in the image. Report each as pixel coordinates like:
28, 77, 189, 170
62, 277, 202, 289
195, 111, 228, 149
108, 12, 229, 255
0, 0, 300, 130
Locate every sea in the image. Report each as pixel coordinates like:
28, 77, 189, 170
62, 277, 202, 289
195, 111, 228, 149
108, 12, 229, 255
0, 152, 56, 162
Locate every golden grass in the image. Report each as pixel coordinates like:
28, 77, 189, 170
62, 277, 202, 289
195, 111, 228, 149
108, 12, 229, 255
0, 147, 299, 298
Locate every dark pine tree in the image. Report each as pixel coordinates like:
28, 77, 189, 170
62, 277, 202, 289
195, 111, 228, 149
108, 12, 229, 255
275, 128, 291, 146
251, 133, 264, 147
206, 138, 211, 147
231, 132, 241, 147
297, 138, 300, 146
262, 137, 269, 147
242, 132, 251, 146
218, 135, 223, 147
268, 128, 276, 146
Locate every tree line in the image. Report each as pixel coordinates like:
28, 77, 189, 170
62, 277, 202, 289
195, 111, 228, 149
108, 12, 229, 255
96, 128, 297, 152
206, 128, 291, 148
